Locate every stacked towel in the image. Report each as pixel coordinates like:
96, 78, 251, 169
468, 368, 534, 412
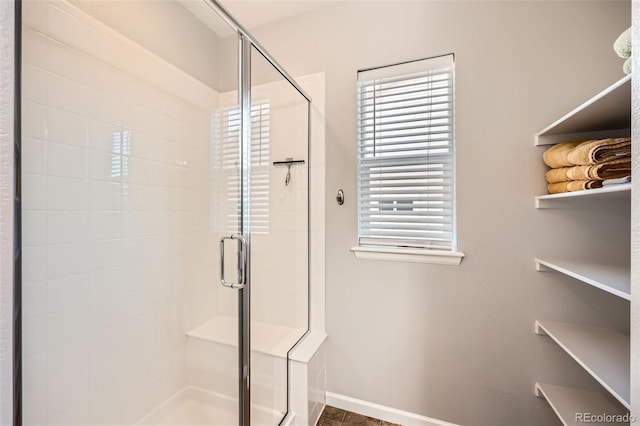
567, 138, 631, 164
545, 158, 631, 183
543, 138, 632, 194
542, 140, 584, 168
548, 181, 603, 194
614, 27, 631, 75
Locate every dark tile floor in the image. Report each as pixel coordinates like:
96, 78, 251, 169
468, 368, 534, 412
318, 406, 400, 426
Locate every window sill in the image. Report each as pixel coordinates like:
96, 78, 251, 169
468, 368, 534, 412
350, 246, 465, 265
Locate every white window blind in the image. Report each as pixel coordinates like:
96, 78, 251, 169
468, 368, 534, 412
357, 54, 455, 251
212, 103, 270, 234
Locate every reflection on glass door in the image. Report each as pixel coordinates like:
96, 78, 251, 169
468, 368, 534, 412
248, 46, 310, 425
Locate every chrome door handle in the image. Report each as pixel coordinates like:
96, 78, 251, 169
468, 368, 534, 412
220, 234, 247, 289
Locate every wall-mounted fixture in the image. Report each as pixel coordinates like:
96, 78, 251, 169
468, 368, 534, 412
273, 157, 305, 185
336, 189, 345, 205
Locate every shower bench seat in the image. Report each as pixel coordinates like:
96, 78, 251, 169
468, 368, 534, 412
184, 315, 307, 422
187, 315, 306, 358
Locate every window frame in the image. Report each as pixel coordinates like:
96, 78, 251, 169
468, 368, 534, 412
351, 54, 464, 265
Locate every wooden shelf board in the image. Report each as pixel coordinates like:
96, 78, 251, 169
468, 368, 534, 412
535, 321, 630, 409
535, 383, 629, 426
535, 75, 631, 146
535, 183, 631, 208
535, 258, 630, 300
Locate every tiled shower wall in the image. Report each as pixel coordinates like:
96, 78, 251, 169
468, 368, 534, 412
21, 1, 221, 424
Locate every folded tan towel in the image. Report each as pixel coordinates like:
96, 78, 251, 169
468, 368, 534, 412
566, 137, 631, 165
543, 140, 584, 168
545, 158, 632, 183
548, 180, 603, 194
587, 158, 631, 180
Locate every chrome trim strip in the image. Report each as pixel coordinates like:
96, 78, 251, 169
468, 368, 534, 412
239, 34, 252, 426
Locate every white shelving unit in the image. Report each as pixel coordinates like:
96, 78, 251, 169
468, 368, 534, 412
535, 383, 629, 426
535, 321, 630, 409
535, 258, 630, 300
533, 76, 631, 424
535, 75, 631, 146
535, 183, 631, 209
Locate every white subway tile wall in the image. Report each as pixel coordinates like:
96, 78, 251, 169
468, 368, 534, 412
289, 339, 327, 426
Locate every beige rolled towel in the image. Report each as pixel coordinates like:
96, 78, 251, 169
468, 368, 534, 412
566, 137, 631, 165
542, 140, 584, 168
545, 158, 632, 183
548, 180, 603, 194
546, 167, 573, 184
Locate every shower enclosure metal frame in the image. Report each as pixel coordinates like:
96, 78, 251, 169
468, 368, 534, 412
232, 8, 312, 426
11, 0, 312, 424
13, 1, 23, 425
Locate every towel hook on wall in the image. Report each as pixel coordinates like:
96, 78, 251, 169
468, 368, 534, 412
273, 157, 306, 186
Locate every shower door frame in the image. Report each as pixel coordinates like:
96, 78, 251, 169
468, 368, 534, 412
12, 1, 23, 425
224, 0, 312, 421
238, 34, 252, 426
10, 0, 311, 425
236, 32, 312, 426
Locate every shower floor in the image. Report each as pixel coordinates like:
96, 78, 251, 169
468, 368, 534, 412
135, 386, 283, 426
145, 398, 233, 425
135, 316, 304, 425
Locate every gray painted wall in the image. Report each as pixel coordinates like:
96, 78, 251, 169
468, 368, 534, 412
243, 2, 631, 424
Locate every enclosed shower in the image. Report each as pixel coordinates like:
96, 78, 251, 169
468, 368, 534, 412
19, 0, 316, 424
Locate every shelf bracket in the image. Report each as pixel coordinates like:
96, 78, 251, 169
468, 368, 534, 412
534, 321, 547, 336
535, 259, 552, 272
534, 383, 544, 398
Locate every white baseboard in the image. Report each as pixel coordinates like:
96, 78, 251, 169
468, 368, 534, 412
325, 392, 458, 426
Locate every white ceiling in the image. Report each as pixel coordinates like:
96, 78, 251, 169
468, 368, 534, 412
218, 0, 339, 30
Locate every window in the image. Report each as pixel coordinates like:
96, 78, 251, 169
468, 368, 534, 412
353, 54, 463, 265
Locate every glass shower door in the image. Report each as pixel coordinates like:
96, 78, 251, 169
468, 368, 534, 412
20, 0, 244, 424
247, 46, 310, 425
20, 0, 309, 424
